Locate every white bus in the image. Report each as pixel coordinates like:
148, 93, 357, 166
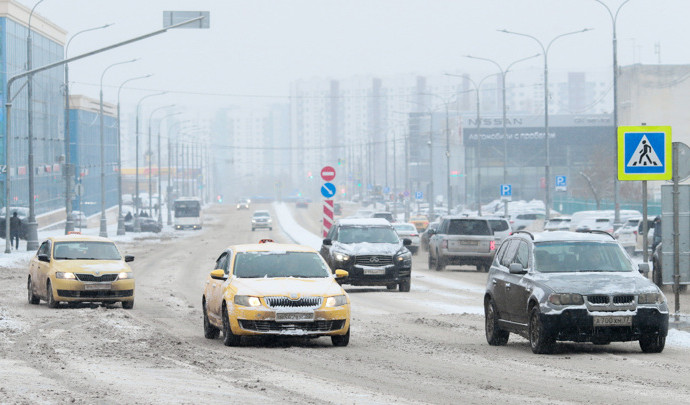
173, 197, 203, 230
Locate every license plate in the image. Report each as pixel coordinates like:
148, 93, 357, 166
84, 283, 112, 291
593, 316, 632, 327
457, 240, 478, 245
275, 312, 314, 322
362, 267, 386, 275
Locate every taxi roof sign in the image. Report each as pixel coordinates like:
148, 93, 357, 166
617, 126, 672, 181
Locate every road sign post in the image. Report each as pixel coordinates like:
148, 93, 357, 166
320, 166, 337, 237
617, 126, 672, 181
555, 175, 567, 192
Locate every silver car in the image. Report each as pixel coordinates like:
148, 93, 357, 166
392, 222, 421, 254
484, 231, 668, 354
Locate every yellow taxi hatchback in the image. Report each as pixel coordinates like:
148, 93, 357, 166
27, 234, 135, 309
202, 242, 351, 346
409, 215, 429, 232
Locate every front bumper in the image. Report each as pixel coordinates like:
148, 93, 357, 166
53, 278, 135, 302
229, 305, 350, 336
540, 308, 669, 342
335, 263, 411, 286
252, 222, 272, 229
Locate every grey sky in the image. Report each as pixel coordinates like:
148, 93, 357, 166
19, 0, 690, 112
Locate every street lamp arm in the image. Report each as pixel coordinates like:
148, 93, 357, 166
506, 53, 541, 74
101, 58, 138, 87
465, 55, 503, 76
546, 28, 593, 54
498, 29, 546, 54
66, 23, 113, 55
118, 74, 153, 104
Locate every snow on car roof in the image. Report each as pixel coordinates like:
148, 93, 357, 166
48, 234, 115, 243
337, 218, 392, 227
532, 231, 615, 243
230, 243, 317, 253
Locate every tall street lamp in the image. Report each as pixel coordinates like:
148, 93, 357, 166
116, 74, 152, 235
499, 28, 592, 220
157, 112, 182, 225
63, 23, 112, 234
25, 0, 48, 251
148, 105, 175, 217
594, 0, 631, 226
100, 59, 138, 237
405, 102, 435, 220
465, 53, 540, 217
134, 92, 167, 232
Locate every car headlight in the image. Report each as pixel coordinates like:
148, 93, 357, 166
55, 272, 76, 280
325, 295, 348, 307
639, 292, 665, 305
117, 271, 133, 280
334, 252, 350, 262
395, 251, 412, 263
548, 293, 584, 306
234, 295, 262, 307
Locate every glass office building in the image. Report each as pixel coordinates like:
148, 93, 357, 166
0, 1, 66, 214
68, 95, 118, 217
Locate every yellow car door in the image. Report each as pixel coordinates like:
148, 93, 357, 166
207, 251, 230, 324
35, 240, 52, 296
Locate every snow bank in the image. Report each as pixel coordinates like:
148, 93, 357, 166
667, 328, 690, 348
273, 202, 322, 250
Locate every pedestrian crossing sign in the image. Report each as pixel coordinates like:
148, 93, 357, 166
617, 126, 672, 181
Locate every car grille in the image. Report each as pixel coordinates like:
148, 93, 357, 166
75, 273, 119, 282
587, 295, 636, 305
239, 320, 345, 333
57, 289, 133, 298
355, 255, 393, 267
613, 295, 635, 305
264, 296, 322, 309
587, 295, 610, 305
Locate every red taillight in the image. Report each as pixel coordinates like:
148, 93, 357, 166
634, 230, 638, 236
490, 240, 496, 251
442, 240, 448, 249
412, 233, 418, 237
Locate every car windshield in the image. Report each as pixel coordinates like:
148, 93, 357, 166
533, 241, 634, 273
393, 224, 416, 233
53, 241, 121, 260
253, 211, 270, 217
233, 251, 330, 278
337, 226, 400, 244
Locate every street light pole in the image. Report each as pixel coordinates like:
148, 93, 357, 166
63, 23, 112, 235
148, 105, 175, 217
134, 92, 167, 232
116, 74, 152, 235
100, 59, 138, 237
25, 0, 47, 251
594, 0, 630, 226
157, 112, 182, 225
499, 28, 591, 220
465, 54, 540, 217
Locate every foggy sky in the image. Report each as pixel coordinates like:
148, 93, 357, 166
17, 0, 690, 113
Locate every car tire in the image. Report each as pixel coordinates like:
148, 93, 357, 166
485, 299, 509, 346
427, 252, 434, 270
477, 264, 487, 272
639, 334, 665, 353
203, 299, 220, 339
221, 302, 241, 346
251, 228, 255, 232
46, 280, 59, 309
27, 277, 40, 305
652, 259, 662, 287
528, 306, 554, 354
434, 252, 445, 271
398, 277, 411, 292
122, 300, 134, 310
269, 227, 272, 231
331, 327, 350, 347
386, 283, 397, 290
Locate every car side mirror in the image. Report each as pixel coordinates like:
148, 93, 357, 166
427, 229, 435, 235
323, 238, 332, 246
638, 263, 650, 275
210, 269, 227, 280
124, 255, 135, 262
38, 254, 50, 263
402, 238, 412, 246
334, 269, 349, 279
509, 263, 526, 274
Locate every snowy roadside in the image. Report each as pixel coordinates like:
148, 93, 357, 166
271, 201, 690, 349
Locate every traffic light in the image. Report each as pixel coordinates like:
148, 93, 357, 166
308, 171, 313, 179
216, 194, 223, 203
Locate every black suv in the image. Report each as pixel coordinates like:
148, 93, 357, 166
320, 218, 412, 292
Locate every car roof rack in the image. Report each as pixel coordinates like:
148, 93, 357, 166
512, 230, 534, 240
576, 229, 615, 240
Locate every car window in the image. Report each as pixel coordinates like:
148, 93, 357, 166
499, 240, 519, 267
53, 241, 121, 260
253, 211, 270, 217
488, 219, 509, 232
393, 224, 416, 232
215, 252, 228, 273
233, 251, 330, 278
326, 225, 337, 240
513, 241, 529, 268
493, 240, 511, 267
447, 219, 491, 236
38, 241, 50, 256
533, 241, 634, 273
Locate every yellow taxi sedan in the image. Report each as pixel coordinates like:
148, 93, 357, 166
409, 215, 429, 232
202, 241, 351, 346
27, 234, 135, 309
